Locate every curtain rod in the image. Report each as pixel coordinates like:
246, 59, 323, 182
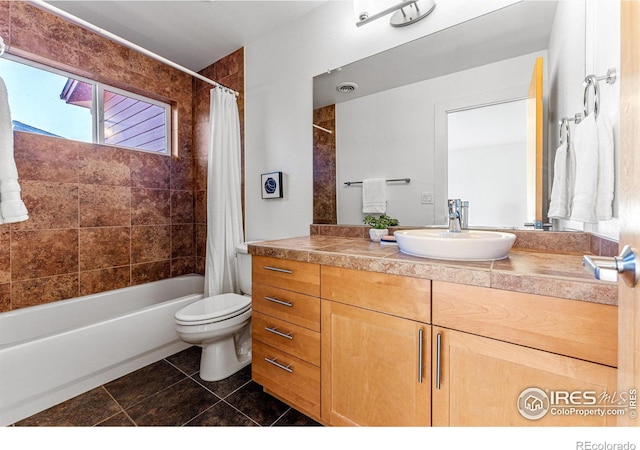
28, 0, 239, 97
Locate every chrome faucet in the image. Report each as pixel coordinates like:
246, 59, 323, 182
448, 199, 462, 233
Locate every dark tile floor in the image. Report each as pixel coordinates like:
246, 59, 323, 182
12, 346, 321, 427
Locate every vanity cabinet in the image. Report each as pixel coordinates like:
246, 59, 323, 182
251, 256, 322, 419
320, 266, 431, 426
250, 248, 619, 427
432, 326, 618, 426
431, 281, 618, 427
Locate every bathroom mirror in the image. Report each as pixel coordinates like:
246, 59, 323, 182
312, 1, 557, 228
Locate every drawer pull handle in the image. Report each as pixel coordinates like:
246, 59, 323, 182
264, 266, 293, 274
418, 328, 423, 384
265, 357, 293, 373
265, 326, 293, 340
435, 332, 442, 390
264, 296, 293, 308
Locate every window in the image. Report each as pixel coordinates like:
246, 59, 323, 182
0, 56, 171, 155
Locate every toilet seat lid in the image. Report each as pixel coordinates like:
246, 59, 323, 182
175, 293, 251, 323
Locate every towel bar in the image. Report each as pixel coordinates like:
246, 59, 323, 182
344, 178, 410, 186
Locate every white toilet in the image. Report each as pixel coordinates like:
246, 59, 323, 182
175, 242, 256, 381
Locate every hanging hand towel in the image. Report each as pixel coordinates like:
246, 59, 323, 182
548, 140, 573, 219
0, 76, 28, 224
362, 178, 386, 214
595, 112, 614, 221
570, 113, 598, 223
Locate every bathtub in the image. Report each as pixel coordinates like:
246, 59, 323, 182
0, 274, 204, 426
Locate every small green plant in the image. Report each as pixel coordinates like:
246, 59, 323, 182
363, 214, 399, 229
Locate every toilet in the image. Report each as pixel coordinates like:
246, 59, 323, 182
175, 241, 256, 381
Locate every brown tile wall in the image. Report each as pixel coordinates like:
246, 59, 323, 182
193, 49, 245, 274
313, 105, 337, 224
0, 2, 199, 311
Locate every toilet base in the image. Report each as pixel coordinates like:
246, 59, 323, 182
199, 334, 252, 381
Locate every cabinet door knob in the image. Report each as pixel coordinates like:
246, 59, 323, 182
583, 245, 639, 287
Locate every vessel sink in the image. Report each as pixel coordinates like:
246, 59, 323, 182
394, 229, 516, 261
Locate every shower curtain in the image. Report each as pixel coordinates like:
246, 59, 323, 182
0, 76, 28, 224
204, 87, 244, 296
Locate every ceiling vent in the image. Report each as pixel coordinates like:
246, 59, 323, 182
336, 82, 358, 93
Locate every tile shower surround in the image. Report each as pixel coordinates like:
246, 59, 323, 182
313, 105, 337, 225
0, 1, 245, 312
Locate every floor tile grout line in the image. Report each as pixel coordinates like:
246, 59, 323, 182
180, 398, 224, 426
104, 374, 193, 415
163, 355, 200, 378
270, 407, 292, 427
219, 398, 262, 427
188, 373, 252, 401
96, 386, 138, 427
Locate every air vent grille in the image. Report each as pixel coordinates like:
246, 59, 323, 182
336, 82, 358, 93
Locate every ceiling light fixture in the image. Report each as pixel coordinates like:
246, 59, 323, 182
355, 0, 436, 28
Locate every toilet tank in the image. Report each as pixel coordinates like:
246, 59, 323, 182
236, 241, 260, 295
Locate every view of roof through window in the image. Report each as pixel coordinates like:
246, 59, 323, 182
0, 56, 169, 154
0, 57, 92, 142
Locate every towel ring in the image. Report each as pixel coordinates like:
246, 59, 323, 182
582, 68, 617, 118
583, 75, 600, 118
558, 113, 582, 146
559, 118, 570, 146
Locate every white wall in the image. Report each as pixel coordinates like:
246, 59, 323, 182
335, 53, 541, 226
244, 0, 520, 240
548, 0, 620, 239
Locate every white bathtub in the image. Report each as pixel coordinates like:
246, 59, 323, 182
0, 274, 204, 426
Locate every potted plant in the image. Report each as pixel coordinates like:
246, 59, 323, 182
363, 214, 399, 242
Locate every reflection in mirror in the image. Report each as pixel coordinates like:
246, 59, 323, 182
447, 100, 527, 228
312, 1, 562, 228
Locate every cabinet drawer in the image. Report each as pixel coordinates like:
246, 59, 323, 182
252, 283, 320, 332
432, 281, 618, 367
321, 266, 431, 323
253, 311, 320, 366
252, 341, 321, 418
252, 256, 320, 297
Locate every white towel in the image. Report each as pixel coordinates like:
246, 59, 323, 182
570, 113, 598, 223
0, 76, 28, 224
548, 140, 574, 219
595, 112, 614, 221
362, 178, 386, 214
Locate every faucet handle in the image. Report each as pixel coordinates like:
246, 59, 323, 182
448, 199, 461, 215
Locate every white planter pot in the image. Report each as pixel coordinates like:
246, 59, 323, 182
369, 228, 389, 242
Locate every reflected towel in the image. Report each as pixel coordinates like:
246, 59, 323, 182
548, 140, 574, 219
595, 112, 614, 221
570, 113, 598, 223
0, 76, 28, 224
362, 178, 386, 214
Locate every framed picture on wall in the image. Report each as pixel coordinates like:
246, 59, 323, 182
261, 171, 283, 199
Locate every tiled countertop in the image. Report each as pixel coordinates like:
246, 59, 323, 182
248, 235, 618, 306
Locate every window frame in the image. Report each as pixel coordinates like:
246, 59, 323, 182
3, 53, 172, 156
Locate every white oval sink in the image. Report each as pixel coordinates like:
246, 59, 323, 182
394, 229, 516, 261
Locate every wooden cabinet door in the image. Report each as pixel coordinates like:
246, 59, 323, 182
321, 300, 430, 426
432, 327, 618, 427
